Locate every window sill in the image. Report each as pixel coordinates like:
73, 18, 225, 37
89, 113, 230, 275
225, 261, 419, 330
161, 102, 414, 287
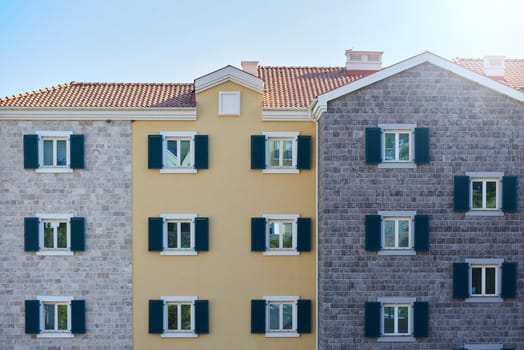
263, 250, 300, 256
377, 249, 416, 256
161, 332, 198, 338
160, 168, 197, 174
465, 296, 503, 303
465, 210, 503, 217
265, 332, 299, 338
160, 250, 198, 256
36, 251, 74, 256
37, 332, 74, 338
263, 168, 300, 174
377, 336, 416, 342
378, 162, 416, 169
35, 168, 73, 174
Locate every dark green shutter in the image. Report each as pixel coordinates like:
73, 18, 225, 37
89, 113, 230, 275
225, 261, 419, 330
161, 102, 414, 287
365, 215, 381, 251
70, 134, 85, 169
195, 217, 209, 252
414, 128, 430, 164
502, 176, 518, 212
297, 135, 312, 170
501, 262, 517, 299
297, 218, 311, 252
149, 300, 164, 334
364, 302, 381, 338
250, 135, 266, 169
413, 301, 429, 337
251, 299, 266, 333
414, 215, 430, 252
70, 217, 85, 252
194, 135, 209, 169
195, 300, 209, 334
454, 176, 471, 212
71, 300, 86, 334
251, 218, 266, 251
148, 135, 163, 169
365, 128, 382, 164
453, 262, 470, 299
23, 134, 39, 169
297, 299, 311, 333
24, 217, 40, 252
25, 300, 40, 334
148, 217, 163, 251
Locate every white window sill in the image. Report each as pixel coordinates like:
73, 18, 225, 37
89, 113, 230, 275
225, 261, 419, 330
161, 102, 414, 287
465, 296, 503, 303
465, 210, 504, 217
263, 250, 300, 256
161, 332, 198, 338
378, 336, 416, 342
36, 251, 74, 256
161, 250, 198, 256
263, 168, 300, 174
37, 332, 74, 338
160, 168, 197, 174
35, 167, 73, 173
378, 162, 416, 169
265, 332, 299, 338
377, 249, 416, 256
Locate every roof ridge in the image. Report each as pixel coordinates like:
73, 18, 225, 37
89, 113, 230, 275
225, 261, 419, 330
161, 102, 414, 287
454, 57, 524, 62
259, 65, 345, 69
70, 81, 194, 86
0, 82, 72, 102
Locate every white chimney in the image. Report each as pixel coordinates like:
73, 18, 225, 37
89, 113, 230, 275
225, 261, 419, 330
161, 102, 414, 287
345, 50, 383, 71
483, 55, 505, 77
241, 61, 259, 76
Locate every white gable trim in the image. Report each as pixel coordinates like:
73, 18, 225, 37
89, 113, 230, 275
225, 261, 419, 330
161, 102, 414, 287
312, 51, 524, 120
194, 65, 264, 94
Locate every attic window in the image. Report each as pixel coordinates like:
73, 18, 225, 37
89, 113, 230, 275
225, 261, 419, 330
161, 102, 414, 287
349, 54, 362, 62
368, 55, 380, 62
489, 58, 503, 66
218, 91, 241, 116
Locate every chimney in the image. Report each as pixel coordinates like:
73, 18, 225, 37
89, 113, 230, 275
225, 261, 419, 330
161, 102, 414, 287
483, 56, 505, 77
241, 61, 259, 76
345, 50, 383, 72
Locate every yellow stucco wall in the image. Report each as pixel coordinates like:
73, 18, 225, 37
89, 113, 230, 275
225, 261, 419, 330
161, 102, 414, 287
132, 81, 316, 350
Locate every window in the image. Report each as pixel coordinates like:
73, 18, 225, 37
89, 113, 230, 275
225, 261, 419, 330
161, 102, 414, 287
383, 303, 410, 336
454, 173, 517, 215
365, 213, 429, 255
23, 132, 84, 172
365, 126, 430, 167
148, 132, 208, 172
24, 215, 85, 255
148, 296, 208, 337
218, 91, 241, 115
148, 215, 209, 255
453, 259, 517, 302
251, 296, 311, 337
251, 133, 311, 173
251, 215, 311, 255
25, 297, 86, 337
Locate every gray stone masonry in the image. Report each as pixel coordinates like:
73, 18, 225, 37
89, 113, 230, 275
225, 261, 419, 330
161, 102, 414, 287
318, 62, 524, 349
0, 121, 132, 349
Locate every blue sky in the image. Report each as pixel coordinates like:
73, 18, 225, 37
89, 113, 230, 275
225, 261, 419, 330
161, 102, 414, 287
1, 0, 523, 98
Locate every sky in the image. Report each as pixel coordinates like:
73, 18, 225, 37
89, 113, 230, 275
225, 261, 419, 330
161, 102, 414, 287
0, 0, 523, 98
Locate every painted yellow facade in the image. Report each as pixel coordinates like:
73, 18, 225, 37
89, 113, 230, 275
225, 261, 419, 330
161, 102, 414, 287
132, 79, 316, 349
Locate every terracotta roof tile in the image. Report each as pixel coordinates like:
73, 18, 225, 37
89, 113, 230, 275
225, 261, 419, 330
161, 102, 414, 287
454, 58, 524, 92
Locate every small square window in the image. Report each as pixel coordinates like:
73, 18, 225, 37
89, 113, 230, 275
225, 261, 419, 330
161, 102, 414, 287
376, 297, 417, 342
161, 214, 197, 255
383, 217, 411, 249
35, 296, 76, 338
37, 215, 74, 256
161, 296, 198, 338
218, 91, 241, 116
161, 132, 196, 173
264, 296, 298, 337
377, 124, 416, 169
465, 259, 503, 302
262, 132, 299, 173
471, 178, 499, 210
37, 132, 73, 173
263, 215, 299, 256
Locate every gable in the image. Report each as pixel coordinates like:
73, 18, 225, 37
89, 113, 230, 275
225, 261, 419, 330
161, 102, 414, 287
194, 65, 264, 94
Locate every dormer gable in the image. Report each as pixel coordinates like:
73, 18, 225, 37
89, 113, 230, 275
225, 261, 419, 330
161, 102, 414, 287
194, 65, 264, 94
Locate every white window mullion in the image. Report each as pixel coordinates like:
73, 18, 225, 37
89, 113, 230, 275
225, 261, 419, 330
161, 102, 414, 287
395, 133, 399, 161
177, 222, 181, 250
482, 181, 487, 209
177, 303, 182, 331
53, 223, 58, 249
482, 267, 486, 295
394, 306, 398, 334
394, 220, 399, 248
279, 140, 284, 167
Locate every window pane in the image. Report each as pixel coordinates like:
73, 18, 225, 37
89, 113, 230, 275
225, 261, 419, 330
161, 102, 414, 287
398, 220, 410, 248
282, 140, 293, 167
167, 223, 177, 248
397, 306, 409, 334
180, 140, 191, 167
56, 140, 67, 166
44, 222, 54, 248
486, 181, 497, 209
269, 140, 280, 167
472, 181, 483, 209
168, 304, 178, 330
384, 220, 395, 248
57, 304, 68, 330
57, 222, 67, 248
384, 134, 396, 161
44, 304, 55, 330
485, 267, 496, 295
166, 140, 178, 167
269, 304, 280, 330
43, 140, 53, 166
269, 222, 280, 248
180, 222, 191, 248
282, 222, 293, 248
282, 304, 293, 330
398, 133, 410, 161
472, 267, 482, 295
383, 306, 394, 334
181, 304, 191, 330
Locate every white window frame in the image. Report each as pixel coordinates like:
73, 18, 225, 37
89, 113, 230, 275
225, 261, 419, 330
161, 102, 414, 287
263, 214, 299, 256
377, 297, 416, 343
36, 296, 74, 338
464, 344, 504, 350
36, 214, 74, 256
263, 132, 299, 174
263, 296, 299, 338
161, 296, 198, 338
378, 124, 416, 169
218, 91, 241, 116
466, 172, 503, 216
160, 131, 197, 174
465, 258, 503, 303
36, 131, 73, 173
160, 214, 197, 256
377, 211, 416, 256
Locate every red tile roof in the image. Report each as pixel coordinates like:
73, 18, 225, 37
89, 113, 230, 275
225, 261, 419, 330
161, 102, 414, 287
454, 58, 524, 92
